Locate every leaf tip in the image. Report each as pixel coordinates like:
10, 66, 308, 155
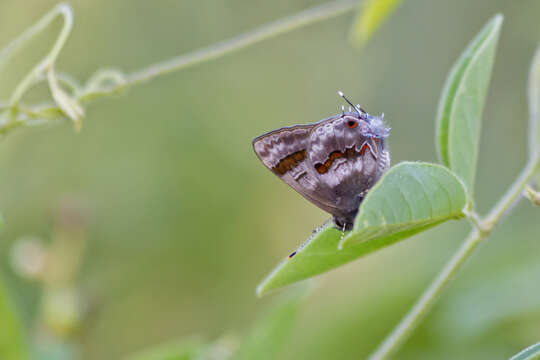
256, 259, 287, 297
255, 283, 266, 298
492, 13, 504, 24
348, 0, 403, 48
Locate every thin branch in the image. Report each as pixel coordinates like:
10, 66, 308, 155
0, 3, 68, 71
369, 230, 482, 360
0, 0, 358, 133
123, 0, 357, 88
8, 3, 74, 106
463, 209, 487, 233
528, 46, 540, 157
485, 154, 540, 226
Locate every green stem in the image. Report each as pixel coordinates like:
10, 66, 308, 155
2, 0, 357, 117
8, 3, 74, 106
1, 0, 357, 133
123, 0, 357, 88
369, 230, 482, 360
0, 3, 66, 71
369, 155, 540, 360
485, 155, 540, 225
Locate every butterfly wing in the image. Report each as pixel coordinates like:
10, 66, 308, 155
307, 116, 389, 222
252, 121, 343, 217
253, 113, 390, 226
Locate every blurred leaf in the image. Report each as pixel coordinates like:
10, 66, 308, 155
125, 339, 205, 360
342, 162, 468, 247
23, 106, 65, 120
0, 277, 28, 360
349, 0, 403, 47
257, 162, 467, 296
436, 262, 540, 342
436, 15, 502, 193
529, 44, 540, 158
510, 342, 540, 360
232, 286, 308, 360
33, 342, 76, 360
47, 68, 84, 131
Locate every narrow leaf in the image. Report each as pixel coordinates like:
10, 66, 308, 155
257, 162, 467, 296
0, 277, 29, 360
510, 342, 540, 360
528, 44, 540, 157
436, 15, 502, 193
349, 0, 403, 47
233, 286, 307, 360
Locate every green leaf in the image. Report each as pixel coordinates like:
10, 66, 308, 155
436, 262, 540, 341
257, 162, 467, 296
349, 0, 403, 47
436, 15, 502, 193
528, 44, 540, 158
124, 339, 205, 360
510, 342, 540, 360
342, 162, 468, 247
0, 277, 29, 360
232, 286, 308, 360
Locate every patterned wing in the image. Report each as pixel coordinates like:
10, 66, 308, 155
305, 114, 390, 224
252, 122, 342, 217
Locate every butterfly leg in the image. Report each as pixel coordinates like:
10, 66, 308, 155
288, 220, 335, 259
340, 221, 347, 244
359, 189, 369, 201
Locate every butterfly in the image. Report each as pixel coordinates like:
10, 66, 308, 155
252, 92, 390, 239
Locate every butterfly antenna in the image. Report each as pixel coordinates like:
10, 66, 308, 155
338, 91, 363, 117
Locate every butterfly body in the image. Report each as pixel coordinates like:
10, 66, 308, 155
253, 98, 390, 229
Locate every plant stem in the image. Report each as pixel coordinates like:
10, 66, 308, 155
369, 230, 481, 360
78, 0, 357, 99
8, 3, 74, 106
1, 0, 358, 125
485, 154, 540, 225
369, 155, 540, 360
0, 3, 68, 71
123, 0, 357, 88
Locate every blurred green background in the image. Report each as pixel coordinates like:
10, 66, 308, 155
1, 0, 540, 359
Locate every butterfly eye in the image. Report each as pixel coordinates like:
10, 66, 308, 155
347, 120, 357, 129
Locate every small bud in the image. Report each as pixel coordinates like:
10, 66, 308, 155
42, 287, 81, 336
10, 236, 47, 280
524, 185, 540, 206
